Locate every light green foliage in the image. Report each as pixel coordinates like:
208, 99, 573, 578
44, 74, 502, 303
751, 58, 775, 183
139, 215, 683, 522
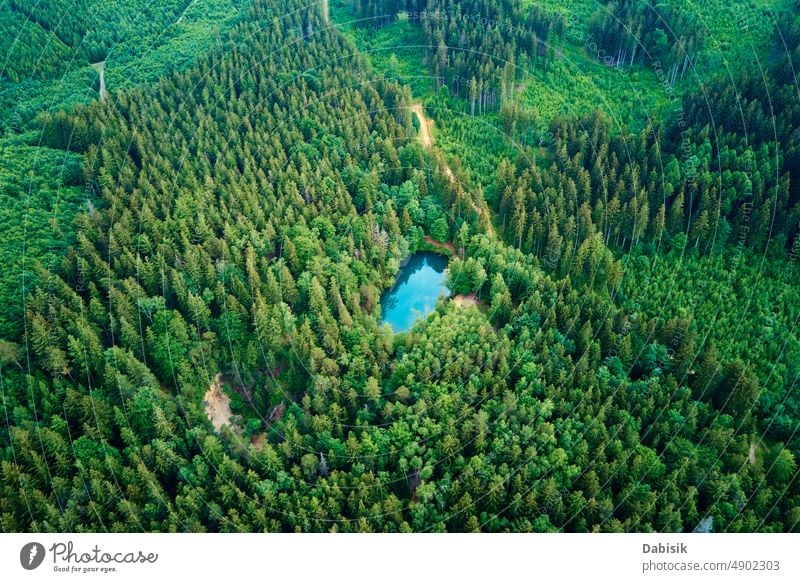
522, 0, 788, 74
0, 0, 248, 131
331, 0, 433, 97
517, 42, 670, 131
683, 0, 793, 69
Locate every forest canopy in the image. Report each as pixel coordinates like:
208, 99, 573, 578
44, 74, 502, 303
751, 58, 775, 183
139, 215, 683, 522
0, 0, 797, 533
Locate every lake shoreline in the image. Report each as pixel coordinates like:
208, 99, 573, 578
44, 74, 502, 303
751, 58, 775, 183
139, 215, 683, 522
380, 250, 451, 333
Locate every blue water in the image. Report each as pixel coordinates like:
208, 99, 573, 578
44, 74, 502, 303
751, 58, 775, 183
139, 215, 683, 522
380, 252, 451, 333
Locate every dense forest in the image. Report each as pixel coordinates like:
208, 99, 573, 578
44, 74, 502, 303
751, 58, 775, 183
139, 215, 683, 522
0, 0, 798, 532
0, 0, 246, 338
0, 0, 246, 132
1, 0, 188, 77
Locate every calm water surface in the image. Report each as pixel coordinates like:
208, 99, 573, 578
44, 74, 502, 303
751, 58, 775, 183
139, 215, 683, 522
380, 252, 450, 333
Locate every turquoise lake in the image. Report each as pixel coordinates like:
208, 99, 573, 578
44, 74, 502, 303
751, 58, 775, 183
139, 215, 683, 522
380, 252, 451, 333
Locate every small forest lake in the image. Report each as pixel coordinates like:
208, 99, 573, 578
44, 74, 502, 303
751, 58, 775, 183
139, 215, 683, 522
380, 251, 451, 333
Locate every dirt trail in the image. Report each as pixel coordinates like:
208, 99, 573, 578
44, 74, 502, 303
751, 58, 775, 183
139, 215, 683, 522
91, 61, 107, 101
411, 103, 433, 147
411, 102, 494, 237
204, 373, 233, 432
748, 442, 757, 465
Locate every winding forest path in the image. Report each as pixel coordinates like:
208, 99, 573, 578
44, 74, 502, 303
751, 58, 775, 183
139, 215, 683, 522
91, 61, 107, 101
411, 102, 433, 148
410, 102, 494, 238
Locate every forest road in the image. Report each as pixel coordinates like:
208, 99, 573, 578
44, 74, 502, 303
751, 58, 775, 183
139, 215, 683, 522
410, 102, 494, 237
411, 102, 433, 147
91, 61, 107, 101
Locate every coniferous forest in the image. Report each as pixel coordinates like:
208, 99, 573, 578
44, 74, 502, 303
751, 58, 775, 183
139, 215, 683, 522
0, 0, 798, 532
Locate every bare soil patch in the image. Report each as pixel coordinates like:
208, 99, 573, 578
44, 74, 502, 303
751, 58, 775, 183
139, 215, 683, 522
204, 373, 234, 432
251, 432, 267, 451
452, 293, 479, 308
423, 235, 455, 255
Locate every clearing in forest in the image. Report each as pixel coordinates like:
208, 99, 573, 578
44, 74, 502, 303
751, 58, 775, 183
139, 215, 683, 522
204, 373, 234, 432
452, 293, 480, 308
